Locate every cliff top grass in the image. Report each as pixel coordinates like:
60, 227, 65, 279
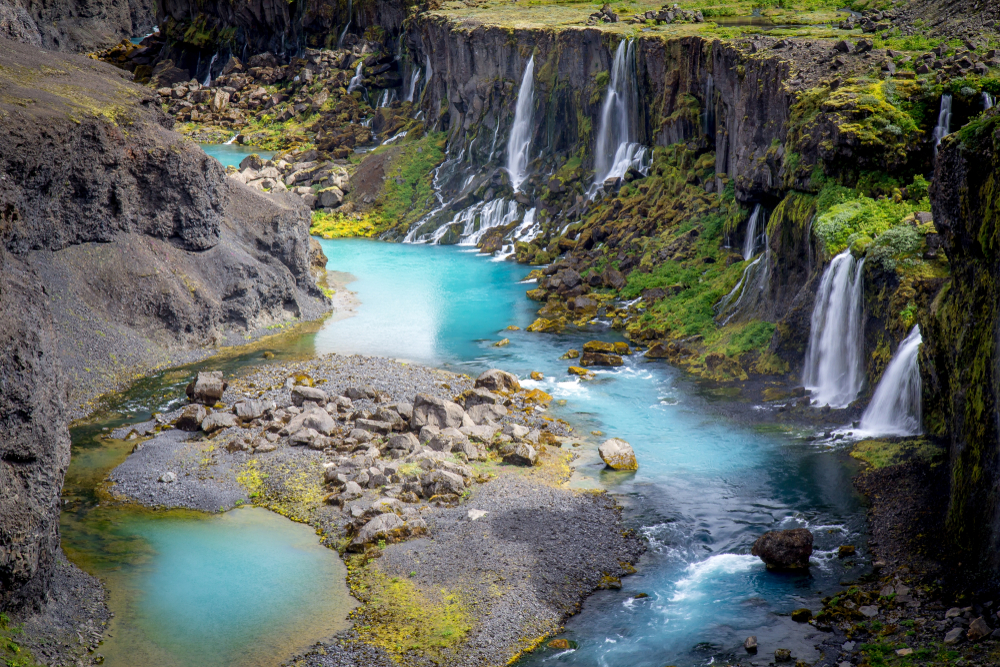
851, 438, 945, 469
429, 0, 857, 40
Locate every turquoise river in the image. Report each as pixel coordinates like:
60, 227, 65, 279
61, 236, 867, 667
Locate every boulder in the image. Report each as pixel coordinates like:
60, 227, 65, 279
467, 403, 507, 425
598, 438, 638, 470
751, 529, 813, 569
288, 408, 336, 436
503, 442, 538, 466
234, 399, 273, 420
411, 393, 469, 430
457, 387, 502, 408
185, 371, 227, 405
968, 617, 992, 641
289, 428, 321, 446
474, 369, 521, 393
355, 418, 393, 434
348, 513, 409, 550
291, 385, 328, 406
452, 440, 484, 461
387, 433, 419, 451
421, 469, 466, 497
583, 340, 616, 353
211, 90, 230, 113
503, 423, 530, 440
201, 412, 237, 433
159, 472, 176, 483
461, 424, 498, 443
176, 404, 207, 431
581, 351, 624, 367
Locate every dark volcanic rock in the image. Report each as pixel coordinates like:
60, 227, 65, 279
751, 528, 814, 569
0, 0, 155, 52
0, 251, 70, 613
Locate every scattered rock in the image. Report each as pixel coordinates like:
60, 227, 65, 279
201, 412, 238, 433
467, 509, 488, 521
859, 605, 878, 618
598, 438, 638, 470
349, 513, 409, 550
412, 393, 470, 430
968, 616, 991, 641
581, 351, 624, 367
791, 608, 812, 622
744, 636, 758, 653
291, 385, 328, 406
176, 404, 207, 431
774, 648, 792, 662
503, 442, 538, 466
158, 472, 176, 483
838, 544, 856, 558
185, 371, 227, 405
751, 528, 813, 569
944, 627, 964, 644
475, 368, 521, 392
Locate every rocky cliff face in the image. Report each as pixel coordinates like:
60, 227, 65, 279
0, 36, 328, 611
0, 0, 154, 51
924, 112, 1000, 587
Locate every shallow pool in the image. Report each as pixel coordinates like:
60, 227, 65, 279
199, 143, 276, 168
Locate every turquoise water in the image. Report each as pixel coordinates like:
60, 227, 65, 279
315, 239, 866, 666
60, 336, 353, 667
199, 143, 277, 168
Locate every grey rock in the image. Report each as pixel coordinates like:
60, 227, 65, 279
502, 423, 530, 439
356, 418, 393, 434
234, 399, 274, 420
461, 424, 498, 443
349, 513, 408, 550
411, 393, 469, 431
158, 472, 176, 483
468, 403, 507, 425
474, 368, 521, 392
421, 469, 466, 497
503, 442, 537, 466
859, 605, 878, 618
291, 385, 328, 406
288, 407, 336, 436
944, 627, 964, 644
388, 433, 419, 451
289, 428, 321, 446
176, 404, 207, 431
201, 411, 238, 433
186, 371, 227, 405
599, 438, 638, 470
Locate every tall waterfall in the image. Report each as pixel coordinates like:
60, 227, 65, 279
590, 39, 648, 196
337, 0, 352, 49
202, 52, 219, 87
985, 92, 995, 110
802, 250, 866, 408
506, 56, 535, 193
859, 326, 923, 436
347, 61, 364, 93
933, 94, 953, 154
742, 204, 764, 260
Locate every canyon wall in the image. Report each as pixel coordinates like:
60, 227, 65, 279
0, 36, 327, 611
0, 0, 155, 51
924, 113, 1000, 588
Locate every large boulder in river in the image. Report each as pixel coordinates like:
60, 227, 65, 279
186, 371, 227, 405
599, 438, 638, 470
411, 393, 470, 431
474, 369, 521, 393
751, 529, 813, 570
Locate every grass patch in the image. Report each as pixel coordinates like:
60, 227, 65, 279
0, 613, 41, 667
351, 567, 472, 660
851, 438, 946, 469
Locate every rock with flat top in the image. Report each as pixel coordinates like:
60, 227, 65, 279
201, 411, 237, 433
503, 442, 537, 466
176, 404, 207, 431
291, 385, 328, 406
411, 393, 469, 430
474, 369, 521, 392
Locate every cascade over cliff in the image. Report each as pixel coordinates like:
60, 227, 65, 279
0, 36, 328, 612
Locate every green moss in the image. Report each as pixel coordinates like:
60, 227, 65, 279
814, 195, 928, 256
0, 613, 42, 667
851, 438, 945, 469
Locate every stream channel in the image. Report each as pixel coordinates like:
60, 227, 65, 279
61, 234, 867, 667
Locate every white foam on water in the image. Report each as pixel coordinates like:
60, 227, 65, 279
670, 554, 760, 602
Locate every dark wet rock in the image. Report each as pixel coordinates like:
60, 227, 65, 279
774, 648, 792, 662
744, 636, 758, 653
580, 351, 624, 367
751, 528, 813, 569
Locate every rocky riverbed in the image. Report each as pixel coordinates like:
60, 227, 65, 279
103, 354, 642, 666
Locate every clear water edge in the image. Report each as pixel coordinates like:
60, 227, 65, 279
62, 238, 870, 667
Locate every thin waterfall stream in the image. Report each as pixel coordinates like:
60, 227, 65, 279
859, 325, 924, 436
507, 56, 535, 192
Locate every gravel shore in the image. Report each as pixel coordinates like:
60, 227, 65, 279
102, 351, 641, 666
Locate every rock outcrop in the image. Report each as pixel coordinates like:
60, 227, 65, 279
0, 36, 328, 614
751, 528, 814, 569
0, 0, 155, 51
923, 111, 1000, 587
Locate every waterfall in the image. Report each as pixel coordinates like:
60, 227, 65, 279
802, 250, 866, 408
347, 61, 364, 93
337, 0, 352, 49
702, 74, 714, 138
202, 52, 218, 87
933, 94, 953, 154
376, 89, 397, 108
224, 134, 237, 145
985, 92, 995, 110
715, 241, 770, 326
424, 54, 433, 88
405, 67, 422, 102
506, 56, 535, 193
859, 326, 923, 436
494, 208, 540, 260
589, 39, 649, 197
742, 204, 764, 260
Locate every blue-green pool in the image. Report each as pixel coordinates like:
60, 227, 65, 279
199, 143, 276, 168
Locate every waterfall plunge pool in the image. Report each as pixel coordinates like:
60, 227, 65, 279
64, 238, 868, 667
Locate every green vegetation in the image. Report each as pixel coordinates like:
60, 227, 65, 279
851, 438, 945, 469
350, 567, 472, 660
0, 613, 40, 667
